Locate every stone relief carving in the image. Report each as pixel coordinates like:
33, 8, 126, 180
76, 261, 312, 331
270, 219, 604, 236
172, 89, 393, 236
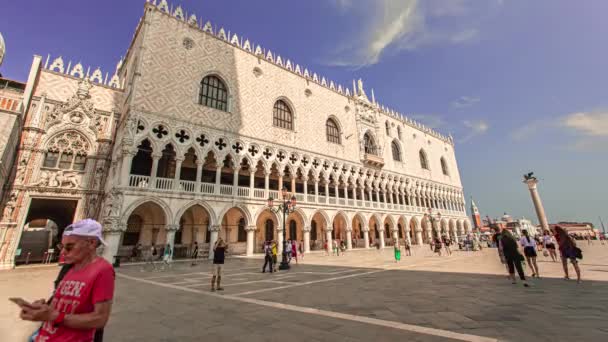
30, 170, 80, 188
103, 189, 123, 218
85, 194, 99, 218
2, 191, 18, 222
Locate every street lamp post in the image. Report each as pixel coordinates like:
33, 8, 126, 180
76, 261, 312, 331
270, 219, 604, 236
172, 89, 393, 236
267, 187, 296, 270
425, 208, 442, 242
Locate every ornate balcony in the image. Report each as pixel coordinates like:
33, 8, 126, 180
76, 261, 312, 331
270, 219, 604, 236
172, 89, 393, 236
362, 153, 384, 168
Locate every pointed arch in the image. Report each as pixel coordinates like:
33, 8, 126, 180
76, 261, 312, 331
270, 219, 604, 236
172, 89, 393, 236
419, 149, 429, 170
440, 156, 449, 176
173, 200, 218, 227
391, 139, 401, 162
121, 197, 173, 226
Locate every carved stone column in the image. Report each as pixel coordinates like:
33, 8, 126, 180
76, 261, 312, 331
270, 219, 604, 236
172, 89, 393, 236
303, 225, 311, 253
245, 225, 256, 256
101, 219, 126, 263
325, 228, 333, 254
249, 170, 255, 197
346, 229, 353, 250
264, 171, 270, 198
524, 178, 550, 232
416, 227, 423, 245
195, 159, 203, 193
120, 149, 137, 187
150, 152, 162, 189
378, 228, 385, 248
214, 166, 222, 195
363, 229, 370, 249
173, 157, 184, 190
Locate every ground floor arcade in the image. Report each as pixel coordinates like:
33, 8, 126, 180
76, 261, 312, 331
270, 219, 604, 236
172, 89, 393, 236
100, 195, 472, 262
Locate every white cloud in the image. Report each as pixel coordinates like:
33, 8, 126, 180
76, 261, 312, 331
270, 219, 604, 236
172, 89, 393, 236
460, 119, 488, 142
509, 120, 547, 141
561, 112, 608, 137
327, 0, 490, 67
451, 96, 480, 109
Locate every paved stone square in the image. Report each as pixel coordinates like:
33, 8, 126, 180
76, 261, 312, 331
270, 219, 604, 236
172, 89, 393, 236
3, 244, 608, 341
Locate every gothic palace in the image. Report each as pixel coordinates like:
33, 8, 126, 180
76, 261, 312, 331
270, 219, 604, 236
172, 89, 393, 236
0, 0, 472, 268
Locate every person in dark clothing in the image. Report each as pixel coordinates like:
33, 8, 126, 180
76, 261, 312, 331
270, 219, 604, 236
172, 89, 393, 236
211, 237, 227, 291
262, 241, 274, 273
500, 229, 530, 287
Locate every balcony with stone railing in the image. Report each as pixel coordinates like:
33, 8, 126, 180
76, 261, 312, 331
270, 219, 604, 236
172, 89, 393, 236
126, 174, 467, 217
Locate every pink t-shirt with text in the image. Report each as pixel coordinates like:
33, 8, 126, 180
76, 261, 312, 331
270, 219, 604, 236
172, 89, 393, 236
36, 257, 115, 342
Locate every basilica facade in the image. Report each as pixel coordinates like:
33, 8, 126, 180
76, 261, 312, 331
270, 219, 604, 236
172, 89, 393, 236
0, 0, 471, 269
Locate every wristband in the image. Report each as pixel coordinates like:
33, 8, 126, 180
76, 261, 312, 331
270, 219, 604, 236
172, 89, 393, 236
53, 312, 65, 327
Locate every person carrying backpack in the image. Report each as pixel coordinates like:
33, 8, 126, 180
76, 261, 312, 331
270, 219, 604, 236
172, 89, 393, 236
262, 241, 274, 273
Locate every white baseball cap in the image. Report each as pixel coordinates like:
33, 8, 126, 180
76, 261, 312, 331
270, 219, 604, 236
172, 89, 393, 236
63, 219, 107, 245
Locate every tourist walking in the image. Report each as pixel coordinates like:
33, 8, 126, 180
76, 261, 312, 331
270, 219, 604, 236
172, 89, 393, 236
324, 240, 329, 256
404, 239, 412, 256
492, 229, 509, 274
211, 237, 227, 291
18, 219, 115, 341
298, 240, 304, 260
161, 243, 172, 270
262, 241, 273, 273
291, 240, 298, 265
555, 226, 582, 283
500, 229, 530, 287
271, 240, 278, 272
444, 236, 452, 256
394, 243, 401, 263
519, 230, 540, 277
433, 237, 442, 256
145, 244, 158, 271
191, 241, 199, 266
542, 230, 558, 262
333, 239, 340, 256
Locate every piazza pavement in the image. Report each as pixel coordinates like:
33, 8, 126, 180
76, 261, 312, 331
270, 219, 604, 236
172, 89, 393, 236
2, 244, 608, 341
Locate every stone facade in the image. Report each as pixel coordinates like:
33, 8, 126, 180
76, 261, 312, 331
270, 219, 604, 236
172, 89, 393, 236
0, 1, 471, 269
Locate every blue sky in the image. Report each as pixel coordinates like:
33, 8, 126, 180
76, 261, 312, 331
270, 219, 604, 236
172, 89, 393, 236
1, 0, 606, 228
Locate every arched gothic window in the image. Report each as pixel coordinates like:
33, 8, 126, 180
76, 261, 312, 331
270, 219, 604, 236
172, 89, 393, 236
441, 157, 449, 176
131, 139, 153, 176
175, 218, 183, 245
289, 220, 297, 241
273, 100, 293, 130
385, 224, 390, 238
391, 140, 401, 162
265, 219, 274, 241
199, 75, 228, 111
311, 221, 318, 240
43, 131, 90, 171
364, 132, 378, 155
237, 218, 247, 242
122, 215, 142, 246
419, 149, 429, 170
326, 118, 341, 144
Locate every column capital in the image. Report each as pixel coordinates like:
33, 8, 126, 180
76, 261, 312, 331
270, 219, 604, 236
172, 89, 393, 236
209, 224, 221, 232
324, 227, 333, 233
103, 219, 126, 233
175, 156, 185, 163
151, 152, 163, 160
195, 159, 204, 166
166, 224, 180, 231
245, 225, 257, 232
302, 225, 311, 232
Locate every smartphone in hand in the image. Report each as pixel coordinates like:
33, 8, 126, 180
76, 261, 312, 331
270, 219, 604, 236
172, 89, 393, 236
9, 297, 34, 309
